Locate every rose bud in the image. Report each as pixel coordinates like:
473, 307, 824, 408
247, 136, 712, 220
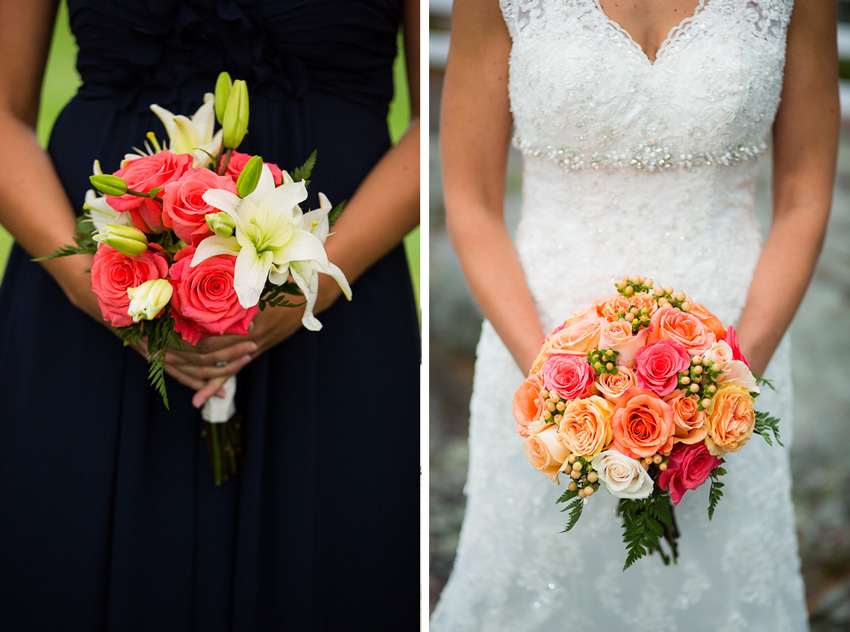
127, 278, 173, 322
93, 223, 149, 257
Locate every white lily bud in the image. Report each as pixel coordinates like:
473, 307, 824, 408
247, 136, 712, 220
127, 279, 173, 322
93, 224, 149, 256
205, 212, 237, 238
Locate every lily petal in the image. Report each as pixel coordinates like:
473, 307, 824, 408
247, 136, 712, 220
191, 235, 240, 266
203, 189, 242, 217
234, 246, 273, 308
245, 165, 278, 205
290, 263, 322, 331
271, 229, 328, 267
258, 179, 308, 218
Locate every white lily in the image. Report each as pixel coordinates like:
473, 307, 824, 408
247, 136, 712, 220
150, 92, 223, 168
193, 165, 350, 329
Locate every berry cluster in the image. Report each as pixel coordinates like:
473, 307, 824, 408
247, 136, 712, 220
540, 389, 566, 425
676, 355, 722, 410
587, 347, 619, 375
565, 454, 600, 499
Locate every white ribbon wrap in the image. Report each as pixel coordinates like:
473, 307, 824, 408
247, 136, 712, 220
200, 375, 237, 423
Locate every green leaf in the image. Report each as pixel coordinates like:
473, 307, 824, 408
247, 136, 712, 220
556, 488, 579, 505
618, 488, 676, 571
560, 498, 584, 533
754, 410, 783, 447
328, 200, 346, 227
707, 463, 726, 521
291, 150, 317, 184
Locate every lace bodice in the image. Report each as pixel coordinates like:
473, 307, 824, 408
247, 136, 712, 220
503, 0, 790, 173
432, 1, 809, 631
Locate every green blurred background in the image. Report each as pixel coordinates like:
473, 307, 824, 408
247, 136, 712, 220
0, 2, 420, 304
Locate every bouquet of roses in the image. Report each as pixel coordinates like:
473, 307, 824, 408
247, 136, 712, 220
39, 72, 351, 485
513, 275, 780, 569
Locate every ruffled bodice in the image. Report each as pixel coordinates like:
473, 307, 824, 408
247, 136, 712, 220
68, 0, 401, 112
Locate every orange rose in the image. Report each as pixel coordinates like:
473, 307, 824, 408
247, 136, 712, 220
557, 396, 615, 459
513, 372, 546, 437
706, 384, 756, 455
611, 387, 675, 458
648, 307, 716, 355
630, 293, 659, 317
595, 366, 637, 401
595, 294, 631, 322
688, 300, 727, 340
665, 390, 708, 444
523, 426, 569, 483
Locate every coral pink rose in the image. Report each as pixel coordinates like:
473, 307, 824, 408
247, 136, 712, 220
688, 300, 727, 340
90, 245, 170, 327
611, 387, 675, 458
657, 442, 722, 505
634, 339, 691, 397
595, 366, 637, 401
161, 168, 237, 245
168, 246, 258, 345
224, 151, 284, 186
599, 320, 648, 366
723, 326, 750, 368
541, 354, 594, 401
107, 151, 193, 233
648, 307, 716, 355
705, 384, 756, 455
523, 426, 569, 484
557, 396, 614, 459
664, 390, 708, 444
513, 372, 546, 437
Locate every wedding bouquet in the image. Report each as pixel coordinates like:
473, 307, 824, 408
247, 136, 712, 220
39, 72, 350, 485
513, 275, 780, 569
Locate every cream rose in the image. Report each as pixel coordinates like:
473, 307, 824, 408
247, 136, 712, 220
591, 449, 654, 499
523, 427, 569, 483
557, 396, 615, 459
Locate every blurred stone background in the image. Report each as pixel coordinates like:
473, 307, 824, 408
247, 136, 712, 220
429, 3, 850, 629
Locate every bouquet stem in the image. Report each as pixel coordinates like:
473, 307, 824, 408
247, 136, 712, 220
202, 414, 243, 485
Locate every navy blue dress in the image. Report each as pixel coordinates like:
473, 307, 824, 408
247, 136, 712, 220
0, 1, 419, 629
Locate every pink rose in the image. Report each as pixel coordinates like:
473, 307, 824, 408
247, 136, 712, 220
723, 326, 750, 368
168, 246, 258, 345
541, 354, 594, 401
634, 339, 691, 397
647, 306, 716, 355
107, 151, 194, 233
90, 245, 170, 327
224, 151, 284, 186
161, 168, 238, 245
657, 442, 722, 505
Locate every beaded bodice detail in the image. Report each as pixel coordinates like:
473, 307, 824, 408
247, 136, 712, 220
504, 0, 790, 173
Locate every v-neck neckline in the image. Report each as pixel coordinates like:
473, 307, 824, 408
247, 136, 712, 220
592, 0, 710, 66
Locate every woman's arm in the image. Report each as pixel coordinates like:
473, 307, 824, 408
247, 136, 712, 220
181, 0, 422, 407
735, 0, 838, 376
441, 0, 544, 374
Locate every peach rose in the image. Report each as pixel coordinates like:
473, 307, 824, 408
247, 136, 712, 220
630, 292, 659, 317
665, 390, 708, 444
648, 307, 716, 355
705, 384, 756, 455
688, 300, 727, 340
595, 366, 637, 401
599, 320, 649, 365
513, 372, 546, 437
557, 396, 615, 459
611, 387, 675, 458
704, 340, 735, 372
523, 426, 569, 483
595, 294, 631, 322
547, 315, 604, 355
718, 360, 759, 393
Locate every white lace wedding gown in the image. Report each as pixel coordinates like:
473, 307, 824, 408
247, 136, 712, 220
431, 1, 809, 630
